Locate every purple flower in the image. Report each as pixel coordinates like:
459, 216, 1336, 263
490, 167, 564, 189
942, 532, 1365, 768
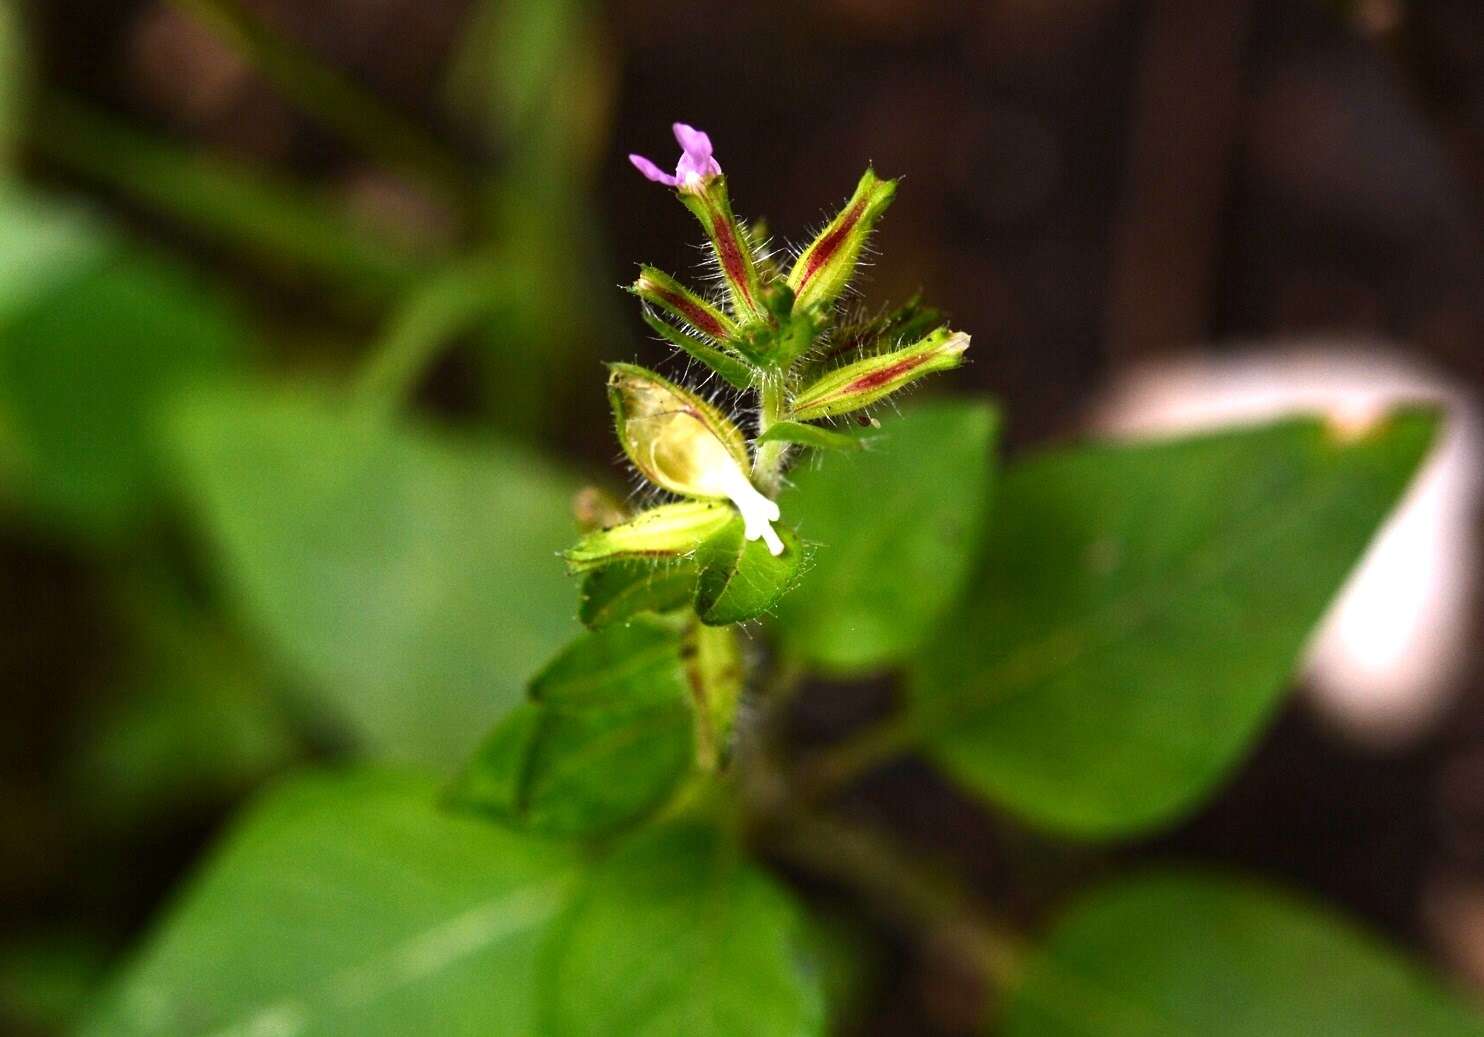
629, 122, 722, 190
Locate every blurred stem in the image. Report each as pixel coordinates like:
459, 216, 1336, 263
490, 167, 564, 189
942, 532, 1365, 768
32, 95, 423, 303
353, 257, 508, 411
165, 0, 477, 211
794, 713, 919, 805
759, 808, 1025, 1009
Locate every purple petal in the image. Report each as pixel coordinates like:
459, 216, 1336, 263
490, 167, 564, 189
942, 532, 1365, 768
629, 153, 679, 187
672, 122, 713, 162
671, 122, 722, 185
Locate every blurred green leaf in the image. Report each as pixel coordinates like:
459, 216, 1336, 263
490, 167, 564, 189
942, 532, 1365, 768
912, 411, 1437, 838
578, 560, 698, 628
81, 770, 579, 1037
0, 932, 108, 1033
165, 385, 581, 765
0, 192, 246, 536
68, 581, 301, 825
452, 620, 697, 836
1004, 872, 1484, 1036
776, 401, 997, 672
541, 820, 826, 1037
695, 520, 805, 626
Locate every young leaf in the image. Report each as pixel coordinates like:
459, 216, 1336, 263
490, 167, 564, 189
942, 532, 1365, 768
694, 518, 804, 625
755, 420, 873, 452
911, 411, 1438, 838
541, 820, 826, 1037
80, 771, 580, 1037
1004, 872, 1484, 1036
166, 386, 580, 766
450, 700, 693, 837
578, 560, 698, 628
776, 401, 997, 672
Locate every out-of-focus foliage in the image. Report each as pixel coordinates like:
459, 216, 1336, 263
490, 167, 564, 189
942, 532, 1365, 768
912, 411, 1438, 837
777, 401, 997, 672
0, 193, 246, 537
541, 820, 826, 1037
1005, 872, 1484, 1036
165, 386, 581, 765
80, 771, 580, 1036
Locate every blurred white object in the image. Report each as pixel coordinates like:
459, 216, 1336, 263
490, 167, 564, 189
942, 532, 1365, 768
1092, 344, 1482, 746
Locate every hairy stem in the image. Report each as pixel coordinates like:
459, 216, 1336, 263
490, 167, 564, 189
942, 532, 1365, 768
752, 375, 790, 493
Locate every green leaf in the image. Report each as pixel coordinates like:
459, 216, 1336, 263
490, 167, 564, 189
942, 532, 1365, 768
541, 820, 826, 1037
531, 619, 690, 710
0, 191, 246, 536
1004, 872, 1484, 1036
166, 385, 580, 766
912, 411, 1438, 838
641, 309, 754, 392
695, 518, 805, 626
450, 699, 693, 837
756, 420, 873, 452
81, 770, 580, 1037
775, 401, 997, 672
452, 620, 699, 835
578, 560, 698, 628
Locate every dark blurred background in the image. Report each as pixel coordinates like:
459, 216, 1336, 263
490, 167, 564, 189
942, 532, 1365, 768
3, 0, 1483, 1033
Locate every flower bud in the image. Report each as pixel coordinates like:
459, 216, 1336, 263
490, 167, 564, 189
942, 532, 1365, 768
608, 363, 786, 555
786, 168, 897, 314
564, 501, 734, 573
789, 328, 970, 420
631, 267, 738, 342
678, 177, 768, 326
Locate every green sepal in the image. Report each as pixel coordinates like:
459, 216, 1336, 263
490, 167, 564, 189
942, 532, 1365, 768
786, 167, 897, 314
695, 518, 805, 625
564, 500, 735, 573
641, 309, 755, 392
579, 560, 699, 628
678, 176, 767, 325
606, 363, 751, 497
756, 420, 876, 452
789, 327, 969, 421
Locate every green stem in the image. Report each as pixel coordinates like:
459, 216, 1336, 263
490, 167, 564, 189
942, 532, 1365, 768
165, 0, 476, 207
752, 376, 790, 493
353, 258, 508, 410
32, 95, 423, 303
